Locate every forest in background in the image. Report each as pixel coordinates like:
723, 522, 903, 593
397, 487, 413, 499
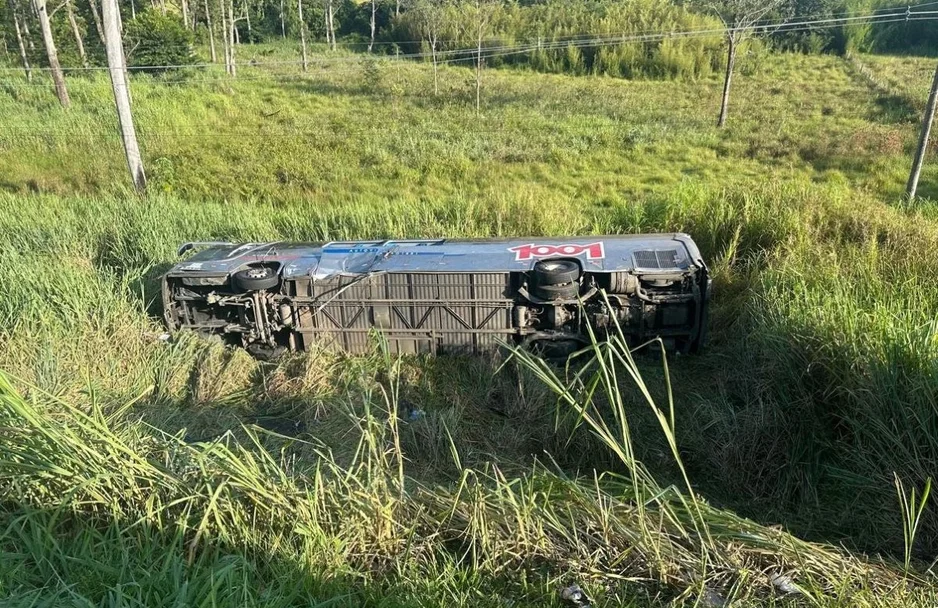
1, 0, 936, 81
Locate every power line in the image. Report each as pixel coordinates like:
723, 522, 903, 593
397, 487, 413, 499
439, 10, 938, 65
1, 12, 934, 91
0, 7, 934, 73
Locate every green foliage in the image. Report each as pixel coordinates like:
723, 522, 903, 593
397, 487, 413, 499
124, 9, 196, 71
391, 0, 725, 80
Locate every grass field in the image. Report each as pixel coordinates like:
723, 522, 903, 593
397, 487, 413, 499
2, 46, 938, 606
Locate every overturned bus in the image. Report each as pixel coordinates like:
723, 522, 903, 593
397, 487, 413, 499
162, 235, 711, 358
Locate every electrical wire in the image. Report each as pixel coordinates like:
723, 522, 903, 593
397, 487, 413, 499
0, 6, 934, 73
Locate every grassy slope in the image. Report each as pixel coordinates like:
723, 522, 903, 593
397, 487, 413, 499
1, 47, 938, 605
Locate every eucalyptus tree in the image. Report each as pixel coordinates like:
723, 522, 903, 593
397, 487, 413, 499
702, 0, 792, 127
35, 0, 71, 107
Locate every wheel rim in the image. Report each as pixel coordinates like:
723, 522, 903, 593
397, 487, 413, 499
246, 268, 270, 279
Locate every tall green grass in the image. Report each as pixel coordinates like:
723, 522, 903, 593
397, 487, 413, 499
1, 325, 932, 606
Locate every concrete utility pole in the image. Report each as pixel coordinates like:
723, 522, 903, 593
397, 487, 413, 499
34, 0, 70, 108
907, 64, 938, 201
102, 0, 147, 192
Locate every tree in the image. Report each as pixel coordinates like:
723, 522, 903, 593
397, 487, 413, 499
704, 0, 791, 127
323, 0, 335, 50
8, 0, 32, 81
35, 0, 71, 108
123, 10, 194, 70
227, 0, 236, 74
87, 0, 106, 45
468, 0, 497, 114
219, 0, 234, 74
297, 0, 307, 70
367, 0, 375, 52
410, 0, 449, 96
203, 0, 216, 61
64, 0, 88, 68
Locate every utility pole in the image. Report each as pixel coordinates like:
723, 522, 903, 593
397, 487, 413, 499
34, 0, 70, 108
102, 0, 147, 192
907, 64, 938, 201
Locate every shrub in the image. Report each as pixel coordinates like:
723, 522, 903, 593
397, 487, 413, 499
123, 10, 196, 72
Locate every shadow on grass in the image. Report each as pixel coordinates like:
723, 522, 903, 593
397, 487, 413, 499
0, 508, 490, 608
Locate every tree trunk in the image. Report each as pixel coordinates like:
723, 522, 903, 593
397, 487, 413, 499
205, 0, 217, 63
368, 0, 376, 52
181, 0, 189, 28
102, 0, 146, 192
326, 0, 335, 51
66, 0, 89, 68
395, 0, 399, 17
907, 63, 938, 201
279, 0, 284, 37
298, 0, 307, 71
431, 36, 438, 96
130, 0, 136, 19
21, 15, 35, 52
159, 0, 166, 15
243, 0, 251, 40
718, 37, 737, 128
87, 0, 106, 44
475, 19, 483, 113
11, 5, 32, 82
220, 0, 230, 73
227, 0, 237, 75
35, 0, 71, 108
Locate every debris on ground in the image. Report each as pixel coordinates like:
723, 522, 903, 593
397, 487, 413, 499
399, 398, 426, 422
770, 573, 800, 595
559, 584, 592, 607
697, 588, 727, 607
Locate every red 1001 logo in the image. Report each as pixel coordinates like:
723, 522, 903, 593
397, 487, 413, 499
509, 242, 605, 262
